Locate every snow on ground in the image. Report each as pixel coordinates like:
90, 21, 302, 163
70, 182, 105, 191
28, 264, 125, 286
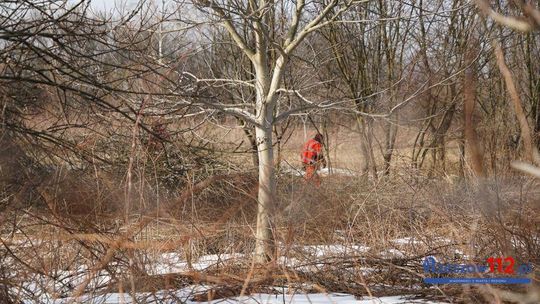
279, 162, 358, 177
45, 291, 448, 304
379, 248, 406, 258
391, 237, 422, 245
8, 242, 452, 303
152, 253, 244, 274
298, 244, 370, 257
356, 296, 446, 304
318, 168, 357, 177
152, 244, 372, 274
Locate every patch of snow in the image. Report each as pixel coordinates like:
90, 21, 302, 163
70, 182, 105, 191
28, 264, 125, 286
212, 293, 360, 304
379, 249, 405, 258
278, 161, 358, 177
359, 267, 376, 276
391, 237, 421, 245
300, 244, 370, 257
192, 253, 244, 270
151, 252, 245, 274
47, 291, 449, 304
318, 168, 357, 177
357, 296, 447, 304
432, 237, 452, 244
453, 249, 469, 259
8, 243, 452, 304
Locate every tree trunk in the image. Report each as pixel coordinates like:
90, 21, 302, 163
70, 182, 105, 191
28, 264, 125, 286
254, 123, 275, 263
493, 42, 540, 165
535, 66, 540, 147
357, 118, 370, 181
383, 118, 397, 176
241, 123, 259, 168
463, 55, 484, 177
356, 115, 378, 181
366, 118, 378, 180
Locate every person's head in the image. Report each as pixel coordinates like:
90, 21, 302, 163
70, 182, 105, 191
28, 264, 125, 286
314, 133, 323, 143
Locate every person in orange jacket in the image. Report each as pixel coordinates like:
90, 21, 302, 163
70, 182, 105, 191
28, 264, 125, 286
301, 133, 326, 185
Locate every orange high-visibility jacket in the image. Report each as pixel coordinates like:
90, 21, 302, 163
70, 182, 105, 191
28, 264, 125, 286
301, 138, 323, 165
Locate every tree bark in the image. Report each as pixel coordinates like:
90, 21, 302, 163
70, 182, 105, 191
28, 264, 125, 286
252, 55, 278, 262
383, 118, 397, 176
254, 123, 275, 263
357, 117, 370, 181
356, 115, 378, 181
493, 42, 540, 166
463, 52, 484, 177
240, 122, 259, 168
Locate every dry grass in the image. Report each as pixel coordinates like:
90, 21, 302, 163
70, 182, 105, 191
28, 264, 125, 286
1, 120, 539, 303
2, 162, 538, 303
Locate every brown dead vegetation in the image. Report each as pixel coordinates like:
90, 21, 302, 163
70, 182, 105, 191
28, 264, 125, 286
1, 166, 538, 303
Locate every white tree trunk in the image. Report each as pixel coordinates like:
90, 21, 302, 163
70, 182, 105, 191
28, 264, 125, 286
252, 54, 280, 263
254, 122, 275, 263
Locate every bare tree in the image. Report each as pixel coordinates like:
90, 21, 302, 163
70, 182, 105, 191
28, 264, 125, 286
176, 0, 363, 262
320, 2, 380, 181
